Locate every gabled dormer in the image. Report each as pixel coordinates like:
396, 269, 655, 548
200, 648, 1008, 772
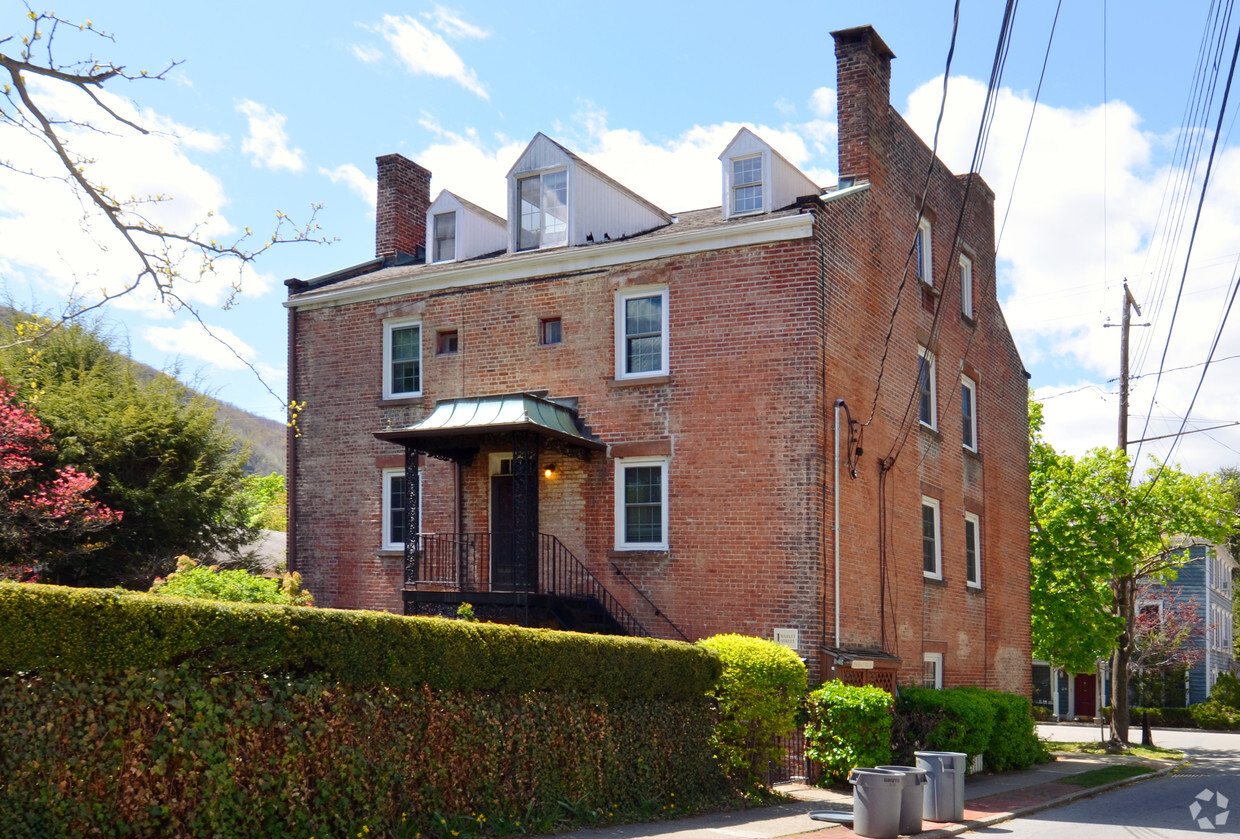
506, 133, 671, 253
719, 127, 821, 220
425, 190, 507, 264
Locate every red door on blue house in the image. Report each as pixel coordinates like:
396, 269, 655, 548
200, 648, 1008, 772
1074, 673, 1097, 718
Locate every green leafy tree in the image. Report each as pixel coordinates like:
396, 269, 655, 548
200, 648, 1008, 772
239, 472, 286, 531
1029, 399, 1237, 745
0, 318, 255, 587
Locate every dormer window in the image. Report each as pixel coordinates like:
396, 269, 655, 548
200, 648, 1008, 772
732, 156, 763, 215
432, 211, 456, 263
517, 170, 568, 251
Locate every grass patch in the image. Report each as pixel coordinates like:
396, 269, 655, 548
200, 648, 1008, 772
1057, 764, 1154, 788
1050, 741, 1184, 761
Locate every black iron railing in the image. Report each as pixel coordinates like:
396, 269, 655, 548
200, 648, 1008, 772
405, 532, 686, 641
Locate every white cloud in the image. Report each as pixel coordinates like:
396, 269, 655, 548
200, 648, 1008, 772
142, 321, 285, 385
425, 6, 489, 41
0, 77, 262, 317
236, 99, 306, 172
809, 87, 836, 119
369, 14, 489, 100
319, 163, 377, 208
349, 43, 384, 64
901, 75, 1240, 474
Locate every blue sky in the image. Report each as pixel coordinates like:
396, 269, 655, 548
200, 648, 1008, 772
3, 1, 1239, 476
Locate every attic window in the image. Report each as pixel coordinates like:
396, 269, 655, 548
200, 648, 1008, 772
732, 156, 763, 214
517, 170, 568, 251
432, 212, 456, 263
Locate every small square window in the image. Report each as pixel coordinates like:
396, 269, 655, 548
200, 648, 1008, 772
922, 496, 942, 579
539, 317, 562, 346
436, 329, 459, 356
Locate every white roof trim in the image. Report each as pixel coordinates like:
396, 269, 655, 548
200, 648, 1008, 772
288, 211, 815, 311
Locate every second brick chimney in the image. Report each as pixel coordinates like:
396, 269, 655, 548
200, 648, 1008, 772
375, 153, 432, 259
831, 26, 895, 188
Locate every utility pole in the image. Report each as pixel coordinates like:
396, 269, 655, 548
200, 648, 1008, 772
1117, 282, 1142, 453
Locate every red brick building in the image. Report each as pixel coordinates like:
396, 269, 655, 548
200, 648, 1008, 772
285, 26, 1030, 691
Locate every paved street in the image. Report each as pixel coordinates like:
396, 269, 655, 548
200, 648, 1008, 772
957, 726, 1240, 837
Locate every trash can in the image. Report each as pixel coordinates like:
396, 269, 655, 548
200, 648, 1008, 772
876, 764, 928, 834
915, 750, 966, 823
848, 768, 905, 839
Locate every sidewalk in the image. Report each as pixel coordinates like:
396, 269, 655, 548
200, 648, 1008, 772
543, 750, 1183, 839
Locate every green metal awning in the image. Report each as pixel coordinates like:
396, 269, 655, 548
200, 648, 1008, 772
374, 392, 604, 459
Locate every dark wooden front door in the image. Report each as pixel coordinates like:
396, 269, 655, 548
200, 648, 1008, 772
1073, 673, 1097, 719
490, 475, 516, 590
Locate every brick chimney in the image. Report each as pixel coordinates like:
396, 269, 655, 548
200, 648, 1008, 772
831, 26, 895, 187
375, 153, 432, 259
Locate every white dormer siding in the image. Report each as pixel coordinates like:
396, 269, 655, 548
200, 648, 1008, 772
506, 133, 671, 253
719, 127, 820, 220
424, 190, 507, 264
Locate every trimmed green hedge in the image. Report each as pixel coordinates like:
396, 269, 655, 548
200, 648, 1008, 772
0, 669, 728, 838
804, 682, 893, 785
697, 634, 807, 791
894, 684, 995, 764
0, 583, 719, 701
1101, 706, 1200, 729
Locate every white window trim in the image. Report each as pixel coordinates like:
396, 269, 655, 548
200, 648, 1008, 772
917, 218, 933, 285
965, 512, 981, 589
923, 652, 944, 689
381, 467, 418, 551
615, 286, 670, 379
729, 153, 765, 217
959, 253, 974, 319
513, 167, 569, 252
918, 345, 937, 430
382, 317, 422, 399
614, 456, 669, 551
922, 496, 942, 580
431, 210, 457, 264
961, 374, 978, 453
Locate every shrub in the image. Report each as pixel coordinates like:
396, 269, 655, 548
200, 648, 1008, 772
1102, 706, 1199, 728
960, 687, 1048, 771
804, 681, 892, 785
697, 634, 807, 791
1191, 701, 1240, 731
150, 556, 313, 606
892, 685, 995, 765
1210, 672, 1240, 709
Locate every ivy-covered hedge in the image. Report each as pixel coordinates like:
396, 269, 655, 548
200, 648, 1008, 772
804, 682, 893, 785
0, 583, 719, 701
0, 583, 731, 837
0, 669, 727, 838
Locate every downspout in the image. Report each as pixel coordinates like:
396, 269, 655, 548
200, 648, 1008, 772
285, 298, 299, 574
1205, 551, 1211, 702
834, 398, 843, 647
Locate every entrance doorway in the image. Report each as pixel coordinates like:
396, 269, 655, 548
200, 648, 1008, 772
490, 473, 517, 590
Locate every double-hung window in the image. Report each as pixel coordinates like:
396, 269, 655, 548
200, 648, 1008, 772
432, 211, 456, 262
382, 467, 409, 551
918, 346, 937, 429
961, 375, 977, 452
916, 218, 933, 284
517, 169, 568, 251
965, 512, 981, 588
615, 457, 669, 550
922, 496, 942, 579
923, 652, 943, 689
732, 155, 763, 215
616, 287, 668, 378
959, 253, 973, 318
383, 318, 421, 399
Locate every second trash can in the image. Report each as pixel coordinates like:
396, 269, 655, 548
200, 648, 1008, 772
876, 764, 928, 834
914, 750, 967, 823
848, 768, 905, 839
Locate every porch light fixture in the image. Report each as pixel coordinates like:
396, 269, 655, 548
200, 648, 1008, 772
543, 464, 556, 479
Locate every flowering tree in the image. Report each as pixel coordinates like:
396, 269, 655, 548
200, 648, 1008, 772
1130, 582, 1206, 708
0, 376, 120, 576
